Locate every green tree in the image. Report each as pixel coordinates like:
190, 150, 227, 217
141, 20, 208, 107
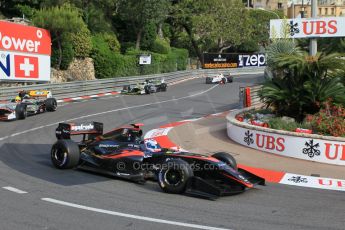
152, 37, 171, 54
69, 24, 92, 58
247, 9, 282, 50
33, 3, 86, 69
83, 4, 112, 33
0, 0, 43, 17
171, 0, 251, 62
118, 0, 170, 49
141, 21, 157, 51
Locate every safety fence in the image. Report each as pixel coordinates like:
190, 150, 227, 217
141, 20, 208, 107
0, 67, 264, 101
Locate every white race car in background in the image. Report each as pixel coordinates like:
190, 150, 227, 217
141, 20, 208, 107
205, 73, 233, 84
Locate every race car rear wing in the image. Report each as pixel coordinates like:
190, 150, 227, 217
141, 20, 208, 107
27, 90, 53, 98
56, 122, 103, 139
130, 123, 144, 129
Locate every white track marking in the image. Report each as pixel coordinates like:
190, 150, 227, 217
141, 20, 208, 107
3, 186, 28, 194
0, 136, 9, 141
41, 198, 231, 230
0, 84, 218, 142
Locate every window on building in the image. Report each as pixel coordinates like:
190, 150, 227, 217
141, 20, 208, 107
278, 3, 283, 9
331, 8, 335, 15
319, 8, 322, 15
325, 8, 328, 15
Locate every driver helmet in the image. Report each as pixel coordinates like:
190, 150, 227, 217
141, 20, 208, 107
14, 96, 21, 103
144, 139, 161, 152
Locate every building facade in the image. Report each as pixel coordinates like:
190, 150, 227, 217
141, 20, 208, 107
287, 0, 345, 18
251, 0, 289, 15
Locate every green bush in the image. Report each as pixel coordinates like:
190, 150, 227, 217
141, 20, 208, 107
152, 37, 171, 54
267, 117, 311, 132
69, 25, 92, 58
90, 35, 113, 78
92, 33, 121, 53
308, 101, 345, 137
170, 48, 188, 71
101, 33, 121, 53
60, 40, 74, 70
122, 42, 136, 53
91, 34, 188, 78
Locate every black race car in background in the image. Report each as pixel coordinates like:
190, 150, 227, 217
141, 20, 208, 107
0, 90, 57, 121
51, 122, 265, 199
205, 73, 233, 84
121, 79, 167, 95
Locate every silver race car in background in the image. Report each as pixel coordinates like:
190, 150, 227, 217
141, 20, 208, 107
121, 79, 167, 95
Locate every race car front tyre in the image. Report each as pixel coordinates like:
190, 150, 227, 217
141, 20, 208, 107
205, 77, 212, 84
158, 159, 193, 194
160, 83, 167, 92
221, 78, 227, 84
212, 152, 237, 170
15, 104, 27, 120
51, 140, 80, 169
45, 98, 57, 111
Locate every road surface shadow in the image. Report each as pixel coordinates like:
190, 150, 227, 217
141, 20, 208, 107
0, 143, 110, 186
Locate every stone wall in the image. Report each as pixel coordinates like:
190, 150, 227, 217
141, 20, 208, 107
51, 58, 96, 83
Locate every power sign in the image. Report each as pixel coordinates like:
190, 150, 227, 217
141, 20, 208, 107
0, 21, 51, 81
270, 17, 345, 39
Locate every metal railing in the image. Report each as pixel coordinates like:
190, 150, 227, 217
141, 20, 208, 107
0, 67, 264, 101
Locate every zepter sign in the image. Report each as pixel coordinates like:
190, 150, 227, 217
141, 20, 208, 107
0, 21, 51, 81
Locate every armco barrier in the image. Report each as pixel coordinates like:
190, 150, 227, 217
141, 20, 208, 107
227, 109, 345, 166
0, 67, 264, 101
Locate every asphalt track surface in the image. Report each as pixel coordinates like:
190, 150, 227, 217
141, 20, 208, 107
0, 75, 344, 230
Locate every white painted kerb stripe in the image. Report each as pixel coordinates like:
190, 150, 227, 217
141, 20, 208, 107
41, 198, 231, 230
2, 186, 28, 194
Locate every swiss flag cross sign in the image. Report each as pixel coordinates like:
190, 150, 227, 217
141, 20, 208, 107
14, 55, 39, 79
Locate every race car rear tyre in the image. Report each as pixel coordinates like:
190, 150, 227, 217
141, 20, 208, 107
212, 152, 237, 170
15, 104, 27, 120
160, 83, 167, 92
205, 77, 212, 84
158, 159, 193, 194
221, 78, 227, 84
227, 76, 233, 83
51, 140, 80, 169
45, 98, 57, 111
